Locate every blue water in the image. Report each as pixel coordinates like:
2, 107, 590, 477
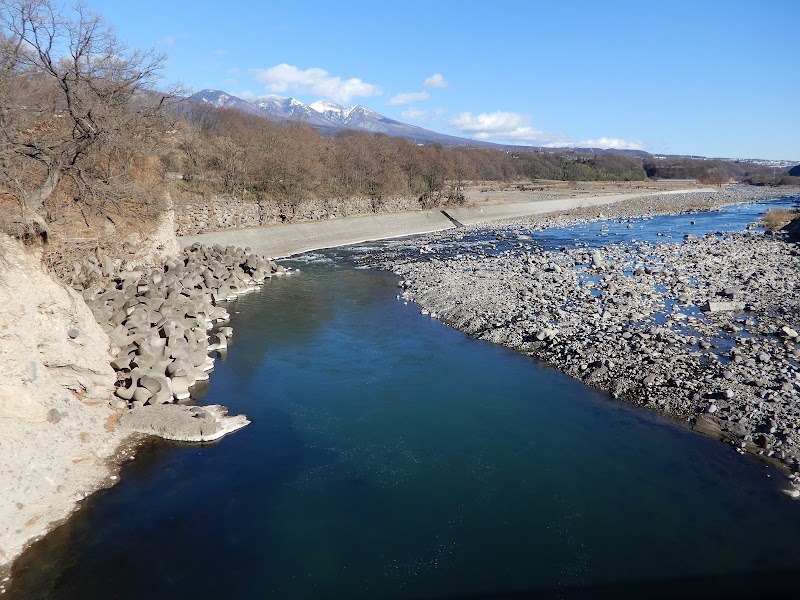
7, 197, 800, 599
349, 195, 800, 261
530, 195, 800, 250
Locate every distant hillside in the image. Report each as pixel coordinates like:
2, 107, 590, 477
181, 90, 798, 190
504, 145, 650, 159
190, 89, 499, 147
189, 90, 798, 167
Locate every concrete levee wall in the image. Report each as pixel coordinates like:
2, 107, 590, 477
173, 193, 421, 236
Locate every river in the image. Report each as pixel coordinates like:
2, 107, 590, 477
7, 197, 800, 599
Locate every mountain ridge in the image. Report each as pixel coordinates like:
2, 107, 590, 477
190, 89, 501, 147
188, 89, 797, 165
188, 89, 657, 158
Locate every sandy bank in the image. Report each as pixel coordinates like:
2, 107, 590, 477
179, 188, 717, 257
180, 210, 454, 257
0, 236, 125, 579
446, 188, 718, 226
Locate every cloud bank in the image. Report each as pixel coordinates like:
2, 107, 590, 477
389, 91, 430, 105
574, 137, 644, 150
451, 111, 644, 149
253, 64, 381, 103
424, 73, 449, 88
450, 111, 561, 144
400, 107, 425, 120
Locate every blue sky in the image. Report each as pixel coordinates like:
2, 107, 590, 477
86, 0, 798, 160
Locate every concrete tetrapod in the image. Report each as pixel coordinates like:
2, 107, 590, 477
81, 244, 284, 439
119, 404, 249, 442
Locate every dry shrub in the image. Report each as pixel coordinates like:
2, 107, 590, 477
130, 155, 166, 187
0, 192, 49, 246
762, 208, 799, 231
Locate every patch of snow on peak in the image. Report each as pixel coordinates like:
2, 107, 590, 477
310, 100, 345, 114
341, 106, 358, 120
253, 95, 279, 102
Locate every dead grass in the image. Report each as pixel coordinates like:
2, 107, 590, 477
762, 208, 799, 231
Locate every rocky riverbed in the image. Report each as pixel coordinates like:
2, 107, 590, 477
366, 187, 800, 492
453, 184, 800, 234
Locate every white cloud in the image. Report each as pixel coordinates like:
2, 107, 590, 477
450, 111, 564, 144
424, 73, 449, 89
401, 107, 426, 120
450, 111, 640, 148
163, 33, 189, 46
451, 111, 529, 134
389, 91, 430, 105
575, 137, 644, 150
253, 63, 381, 104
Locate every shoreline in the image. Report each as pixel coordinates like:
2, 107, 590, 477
2, 184, 797, 586
0, 241, 280, 588
177, 186, 719, 259
364, 186, 800, 491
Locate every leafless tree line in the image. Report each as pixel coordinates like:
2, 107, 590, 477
167, 105, 654, 209
177, 104, 793, 207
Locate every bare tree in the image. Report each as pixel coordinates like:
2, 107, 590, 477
0, 0, 170, 235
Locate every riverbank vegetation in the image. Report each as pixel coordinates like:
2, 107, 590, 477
0, 0, 180, 245
171, 104, 800, 205
762, 208, 800, 231
168, 105, 653, 208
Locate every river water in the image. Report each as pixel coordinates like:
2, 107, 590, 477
8, 197, 800, 599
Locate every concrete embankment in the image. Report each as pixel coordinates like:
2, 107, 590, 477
446, 188, 718, 226
179, 189, 717, 257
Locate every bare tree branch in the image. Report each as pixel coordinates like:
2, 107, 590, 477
0, 0, 170, 222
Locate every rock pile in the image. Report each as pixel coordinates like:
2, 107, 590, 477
83, 244, 284, 410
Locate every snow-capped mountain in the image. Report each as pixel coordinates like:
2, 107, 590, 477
188, 90, 267, 118
308, 100, 353, 124
248, 95, 332, 127
189, 89, 493, 146
187, 90, 659, 156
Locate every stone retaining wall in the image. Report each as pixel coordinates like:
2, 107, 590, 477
173, 193, 421, 236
